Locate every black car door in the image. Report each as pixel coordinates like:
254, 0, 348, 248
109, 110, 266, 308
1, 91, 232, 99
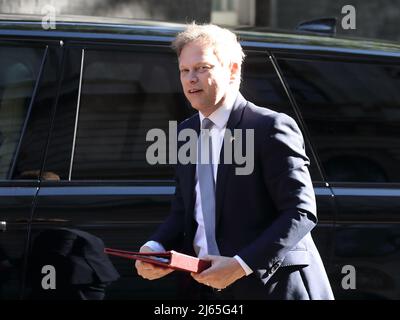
0, 40, 62, 299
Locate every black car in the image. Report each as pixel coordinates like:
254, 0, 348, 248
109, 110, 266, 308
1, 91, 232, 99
0, 14, 400, 300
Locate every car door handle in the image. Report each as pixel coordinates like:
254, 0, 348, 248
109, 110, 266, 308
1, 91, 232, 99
0, 221, 6, 232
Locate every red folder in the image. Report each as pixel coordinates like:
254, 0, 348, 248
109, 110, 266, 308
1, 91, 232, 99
104, 248, 211, 273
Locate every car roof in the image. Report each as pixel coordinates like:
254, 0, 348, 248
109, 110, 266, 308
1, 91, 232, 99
1, 13, 400, 58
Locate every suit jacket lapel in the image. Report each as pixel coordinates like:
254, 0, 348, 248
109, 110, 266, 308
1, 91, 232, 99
180, 115, 199, 222
215, 93, 247, 227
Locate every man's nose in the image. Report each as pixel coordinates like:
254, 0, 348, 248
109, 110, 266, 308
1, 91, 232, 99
189, 71, 198, 83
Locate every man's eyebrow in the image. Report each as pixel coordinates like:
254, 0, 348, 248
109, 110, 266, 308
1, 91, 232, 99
179, 62, 214, 69
196, 61, 212, 65
193, 62, 214, 68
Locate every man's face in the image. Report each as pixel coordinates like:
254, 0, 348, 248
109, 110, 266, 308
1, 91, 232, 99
178, 40, 234, 116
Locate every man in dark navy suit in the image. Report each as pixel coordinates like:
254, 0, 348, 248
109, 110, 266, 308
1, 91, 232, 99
136, 23, 334, 300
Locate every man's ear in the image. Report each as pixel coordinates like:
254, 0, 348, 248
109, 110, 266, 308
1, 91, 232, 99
229, 62, 240, 83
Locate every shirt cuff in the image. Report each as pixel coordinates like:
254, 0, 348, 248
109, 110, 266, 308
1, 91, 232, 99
234, 255, 253, 276
143, 241, 166, 252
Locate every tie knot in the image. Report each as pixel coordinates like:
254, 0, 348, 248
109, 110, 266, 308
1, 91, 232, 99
202, 118, 214, 130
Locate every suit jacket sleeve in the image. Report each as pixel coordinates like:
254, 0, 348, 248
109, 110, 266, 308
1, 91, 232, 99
238, 112, 317, 272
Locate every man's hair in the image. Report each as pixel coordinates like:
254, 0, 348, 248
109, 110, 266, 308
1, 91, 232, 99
172, 22, 245, 70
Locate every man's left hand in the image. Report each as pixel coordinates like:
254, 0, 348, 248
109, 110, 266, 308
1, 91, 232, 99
191, 255, 246, 290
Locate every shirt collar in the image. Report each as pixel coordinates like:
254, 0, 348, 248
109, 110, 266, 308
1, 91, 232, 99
198, 91, 238, 129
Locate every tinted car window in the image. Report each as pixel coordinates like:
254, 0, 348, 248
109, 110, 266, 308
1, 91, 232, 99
242, 51, 321, 180
70, 47, 191, 180
242, 51, 294, 116
12, 47, 62, 181
41, 48, 82, 180
277, 56, 400, 183
0, 45, 44, 179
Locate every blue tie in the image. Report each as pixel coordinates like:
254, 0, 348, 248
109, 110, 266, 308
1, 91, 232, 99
198, 118, 220, 255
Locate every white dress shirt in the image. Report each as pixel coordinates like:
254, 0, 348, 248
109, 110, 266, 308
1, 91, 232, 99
146, 91, 253, 276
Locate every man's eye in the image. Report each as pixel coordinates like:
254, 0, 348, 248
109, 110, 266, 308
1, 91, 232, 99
199, 66, 210, 72
180, 69, 189, 73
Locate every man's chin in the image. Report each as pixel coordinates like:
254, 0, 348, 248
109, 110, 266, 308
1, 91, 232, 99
189, 102, 206, 112
187, 99, 220, 116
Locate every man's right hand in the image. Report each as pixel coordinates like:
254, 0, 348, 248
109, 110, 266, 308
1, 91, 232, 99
135, 245, 175, 280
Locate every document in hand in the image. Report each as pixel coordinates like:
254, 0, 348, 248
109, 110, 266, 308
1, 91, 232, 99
104, 248, 211, 273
